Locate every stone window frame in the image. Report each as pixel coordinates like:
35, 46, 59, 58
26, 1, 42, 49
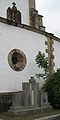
8, 49, 27, 71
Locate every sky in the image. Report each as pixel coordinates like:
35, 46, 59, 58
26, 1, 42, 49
36, 0, 60, 38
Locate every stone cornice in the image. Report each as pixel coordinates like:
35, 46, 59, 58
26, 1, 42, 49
0, 17, 60, 42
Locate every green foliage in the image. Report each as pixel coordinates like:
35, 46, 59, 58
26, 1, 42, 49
36, 51, 60, 108
43, 68, 60, 108
36, 51, 48, 79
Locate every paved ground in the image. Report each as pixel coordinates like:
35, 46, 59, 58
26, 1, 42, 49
35, 114, 60, 120
0, 109, 60, 120
0, 113, 60, 120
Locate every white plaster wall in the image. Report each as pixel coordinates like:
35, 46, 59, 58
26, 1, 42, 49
0, 0, 29, 25
54, 40, 60, 70
0, 22, 47, 92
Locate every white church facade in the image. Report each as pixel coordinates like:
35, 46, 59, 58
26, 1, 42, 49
0, 0, 60, 93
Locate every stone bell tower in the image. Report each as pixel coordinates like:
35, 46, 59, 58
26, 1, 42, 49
29, 0, 36, 9
29, 0, 45, 31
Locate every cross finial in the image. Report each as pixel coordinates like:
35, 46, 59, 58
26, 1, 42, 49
12, 2, 16, 6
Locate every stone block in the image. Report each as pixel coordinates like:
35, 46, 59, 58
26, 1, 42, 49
39, 91, 51, 108
12, 91, 22, 106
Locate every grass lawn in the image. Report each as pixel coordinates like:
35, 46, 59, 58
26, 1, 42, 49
0, 109, 60, 120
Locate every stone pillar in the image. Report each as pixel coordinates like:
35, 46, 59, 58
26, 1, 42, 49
22, 83, 31, 107
29, 0, 36, 9
45, 34, 55, 75
38, 15, 45, 31
38, 15, 43, 26
29, 0, 38, 29
22, 77, 39, 108
29, 8, 39, 29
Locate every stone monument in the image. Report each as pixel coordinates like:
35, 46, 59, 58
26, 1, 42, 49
22, 76, 39, 107
9, 77, 52, 116
40, 91, 51, 108
7, 2, 21, 25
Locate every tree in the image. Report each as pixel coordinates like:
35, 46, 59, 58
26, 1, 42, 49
36, 51, 48, 79
36, 51, 60, 108
43, 68, 60, 108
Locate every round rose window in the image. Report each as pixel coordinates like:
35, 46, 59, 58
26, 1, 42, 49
8, 49, 27, 71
